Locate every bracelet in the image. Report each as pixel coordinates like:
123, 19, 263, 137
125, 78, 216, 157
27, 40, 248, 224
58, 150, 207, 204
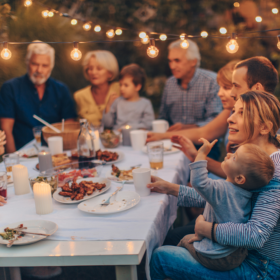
211, 222, 217, 242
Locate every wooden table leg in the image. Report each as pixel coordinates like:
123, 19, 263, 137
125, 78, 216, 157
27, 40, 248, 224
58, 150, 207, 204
115, 265, 137, 280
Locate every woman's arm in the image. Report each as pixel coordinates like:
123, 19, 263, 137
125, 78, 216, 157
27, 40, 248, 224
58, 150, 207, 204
147, 109, 231, 144
195, 186, 280, 248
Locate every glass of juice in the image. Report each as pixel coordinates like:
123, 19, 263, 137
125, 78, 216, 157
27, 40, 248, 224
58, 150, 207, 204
3, 153, 20, 173
33, 126, 43, 145
147, 141, 164, 170
0, 171, 7, 200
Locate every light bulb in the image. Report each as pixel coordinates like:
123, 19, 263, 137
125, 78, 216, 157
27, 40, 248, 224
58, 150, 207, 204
83, 22, 91, 31
42, 10, 49, 18
48, 11, 54, 17
71, 19, 78, 25
180, 39, 189, 49
115, 29, 122, 35
1, 48, 12, 60
106, 29, 115, 38
141, 35, 150, 44
94, 25, 101, 32
255, 16, 262, 22
272, 8, 279, 14
159, 34, 167, 41
233, 2, 240, 8
147, 46, 159, 58
201, 31, 208, 38
24, 0, 32, 7
226, 39, 239, 54
70, 43, 82, 61
219, 27, 227, 34
139, 32, 146, 39
180, 33, 186, 40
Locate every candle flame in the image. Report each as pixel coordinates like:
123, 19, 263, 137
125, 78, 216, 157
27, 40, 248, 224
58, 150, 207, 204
125, 125, 131, 129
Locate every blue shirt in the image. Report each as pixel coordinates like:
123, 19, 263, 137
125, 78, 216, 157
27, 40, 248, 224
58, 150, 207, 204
0, 74, 77, 150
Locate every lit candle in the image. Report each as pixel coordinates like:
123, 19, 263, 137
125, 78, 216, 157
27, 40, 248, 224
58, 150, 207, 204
38, 151, 53, 172
122, 125, 132, 146
93, 130, 100, 151
33, 182, 53, 215
12, 164, 30, 195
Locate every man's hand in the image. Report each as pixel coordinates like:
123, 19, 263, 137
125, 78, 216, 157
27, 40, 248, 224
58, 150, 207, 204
195, 138, 218, 161
146, 132, 165, 143
0, 131, 6, 155
171, 135, 198, 162
105, 92, 119, 113
147, 176, 180, 196
0, 196, 7, 206
188, 215, 206, 243
187, 233, 203, 244
168, 123, 198, 132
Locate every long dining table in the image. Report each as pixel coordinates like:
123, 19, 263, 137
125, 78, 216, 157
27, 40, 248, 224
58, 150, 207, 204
0, 140, 186, 280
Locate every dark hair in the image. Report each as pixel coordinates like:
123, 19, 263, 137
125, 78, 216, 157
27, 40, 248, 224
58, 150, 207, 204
119, 63, 146, 91
235, 56, 278, 93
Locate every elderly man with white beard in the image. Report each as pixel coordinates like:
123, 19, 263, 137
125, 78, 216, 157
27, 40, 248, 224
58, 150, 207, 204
0, 41, 77, 152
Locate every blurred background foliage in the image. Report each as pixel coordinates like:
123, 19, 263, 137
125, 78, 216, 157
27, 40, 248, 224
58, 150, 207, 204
1, 0, 280, 114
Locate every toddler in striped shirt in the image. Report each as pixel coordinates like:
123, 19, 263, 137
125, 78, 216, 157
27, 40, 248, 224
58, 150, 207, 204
178, 138, 274, 271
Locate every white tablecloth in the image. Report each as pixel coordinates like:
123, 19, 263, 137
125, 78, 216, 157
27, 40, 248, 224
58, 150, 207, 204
0, 141, 185, 279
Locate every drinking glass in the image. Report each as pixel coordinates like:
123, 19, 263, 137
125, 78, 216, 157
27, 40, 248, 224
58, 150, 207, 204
147, 141, 164, 170
33, 126, 44, 145
0, 171, 8, 200
3, 153, 20, 173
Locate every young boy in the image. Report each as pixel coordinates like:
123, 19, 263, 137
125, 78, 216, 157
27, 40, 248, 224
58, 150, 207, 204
102, 63, 154, 130
177, 138, 275, 271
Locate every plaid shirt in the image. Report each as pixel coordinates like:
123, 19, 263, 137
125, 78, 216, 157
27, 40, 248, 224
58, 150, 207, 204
159, 68, 222, 126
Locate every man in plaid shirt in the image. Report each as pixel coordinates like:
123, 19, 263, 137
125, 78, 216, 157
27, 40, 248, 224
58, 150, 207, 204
159, 39, 222, 131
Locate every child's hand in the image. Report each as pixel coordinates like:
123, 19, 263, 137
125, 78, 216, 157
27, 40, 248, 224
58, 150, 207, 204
171, 135, 198, 162
105, 93, 119, 113
195, 138, 218, 161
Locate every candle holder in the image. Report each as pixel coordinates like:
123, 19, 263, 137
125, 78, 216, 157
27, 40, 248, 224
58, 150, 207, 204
121, 125, 132, 146
33, 182, 53, 215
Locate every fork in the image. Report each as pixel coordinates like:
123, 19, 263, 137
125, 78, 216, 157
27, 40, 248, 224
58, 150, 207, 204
100, 181, 125, 206
130, 164, 141, 169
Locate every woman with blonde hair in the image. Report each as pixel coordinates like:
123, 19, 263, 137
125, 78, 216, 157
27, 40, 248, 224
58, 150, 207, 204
74, 50, 120, 126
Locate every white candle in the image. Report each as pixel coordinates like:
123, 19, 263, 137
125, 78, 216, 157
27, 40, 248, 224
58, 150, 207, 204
33, 182, 53, 215
93, 130, 100, 151
12, 164, 30, 195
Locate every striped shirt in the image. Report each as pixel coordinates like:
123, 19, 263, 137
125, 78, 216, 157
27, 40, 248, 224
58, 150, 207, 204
159, 68, 222, 127
177, 150, 280, 265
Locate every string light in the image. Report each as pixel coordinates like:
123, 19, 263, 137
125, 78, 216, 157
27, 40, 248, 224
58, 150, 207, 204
159, 34, 167, 41
219, 27, 227, 34
42, 10, 49, 18
147, 39, 159, 58
1, 42, 12, 60
106, 29, 115, 38
226, 33, 239, 54
115, 29, 122, 35
277, 35, 280, 50
141, 35, 150, 44
272, 8, 279, 14
94, 25, 101, 32
139, 32, 146, 39
83, 22, 92, 31
48, 11, 54, 17
71, 19, 78, 25
70, 42, 82, 61
180, 33, 186, 40
180, 39, 189, 49
233, 2, 240, 8
255, 16, 262, 22
201, 31, 208, 38
24, 0, 32, 7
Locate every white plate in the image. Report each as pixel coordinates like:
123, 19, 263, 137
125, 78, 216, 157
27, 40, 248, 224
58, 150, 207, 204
105, 167, 134, 184
0, 220, 58, 246
99, 150, 124, 165
18, 147, 49, 161
142, 146, 180, 155
78, 191, 140, 215
53, 177, 111, 204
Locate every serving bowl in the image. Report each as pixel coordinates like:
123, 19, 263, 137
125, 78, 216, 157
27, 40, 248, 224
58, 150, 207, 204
100, 130, 120, 148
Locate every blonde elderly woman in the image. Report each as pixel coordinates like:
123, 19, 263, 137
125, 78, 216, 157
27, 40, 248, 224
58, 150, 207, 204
0, 41, 77, 153
74, 50, 120, 126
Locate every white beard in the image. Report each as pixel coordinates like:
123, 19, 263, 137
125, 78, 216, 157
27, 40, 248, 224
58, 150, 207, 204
29, 72, 50, 85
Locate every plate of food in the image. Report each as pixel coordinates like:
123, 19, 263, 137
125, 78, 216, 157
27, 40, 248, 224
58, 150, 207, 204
18, 147, 49, 161
36, 153, 74, 171
0, 220, 58, 247
106, 164, 137, 184
78, 191, 140, 215
96, 150, 124, 165
53, 177, 111, 204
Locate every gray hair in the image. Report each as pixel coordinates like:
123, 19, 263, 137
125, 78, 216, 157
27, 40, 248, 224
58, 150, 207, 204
25, 40, 55, 69
82, 50, 119, 82
168, 39, 201, 67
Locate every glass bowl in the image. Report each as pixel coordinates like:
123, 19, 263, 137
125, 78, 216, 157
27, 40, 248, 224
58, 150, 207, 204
100, 130, 120, 148
29, 175, 58, 195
